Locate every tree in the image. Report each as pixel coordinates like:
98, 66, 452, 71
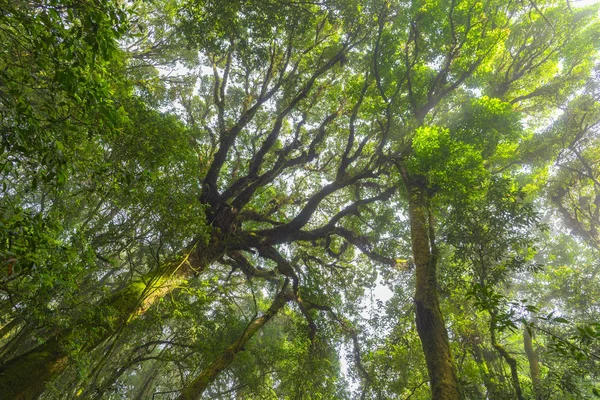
368, 0, 598, 397
548, 67, 600, 251
1, 1, 600, 399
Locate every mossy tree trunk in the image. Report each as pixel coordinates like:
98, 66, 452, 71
177, 288, 292, 400
133, 355, 163, 400
489, 311, 524, 400
471, 343, 502, 399
524, 326, 542, 400
402, 175, 463, 400
0, 241, 215, 400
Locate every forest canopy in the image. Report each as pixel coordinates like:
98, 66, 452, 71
1, 0, 600, 399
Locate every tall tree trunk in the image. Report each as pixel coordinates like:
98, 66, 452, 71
489, 312, 524, 400
0, 241, 216, 400
0, 318, 21, 341
0, 320, 30, 360
177, 289, 292, 400
403, 177, 462, 400
471, 343, 502, 399
523, 326, 542, 400
132, 352, 164, 400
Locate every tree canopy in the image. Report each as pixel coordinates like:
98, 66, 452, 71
1, 0, 600, 399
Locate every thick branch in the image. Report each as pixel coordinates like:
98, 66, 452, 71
177, 286, 292, 400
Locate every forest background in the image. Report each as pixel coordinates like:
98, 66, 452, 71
1, 0, 600, 399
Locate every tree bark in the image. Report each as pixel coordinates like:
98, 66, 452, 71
489, 312, 524, 400
403, 177, 463, 400
0, 320, 30, 361
133, 356, 162, 400
471, 343, 502, 399
0, 318, 21, 341
523, 326, 542, 400
0, 241, 214, 400
177, 289, 292, 400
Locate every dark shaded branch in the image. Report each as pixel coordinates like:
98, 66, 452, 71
304, 301, 374, 391
201, 37, 300, 205
228, 111, 339, 211
338, 72, 371, 181
373, 3, 390, 103
246, 47, 349, 178
227, 251, 278, 282
257, 246, 299, 285
258, 169, 379, 242
334, 227, 397, 266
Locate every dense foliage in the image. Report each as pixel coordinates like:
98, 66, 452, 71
1, 0, 599, 399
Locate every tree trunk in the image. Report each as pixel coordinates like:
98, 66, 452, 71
404, 178, 463, 400
0, 320, 30, 361
490, 312, 523, 400
0, 241, 215, 400
133, 356, 163, 400
177, 289, 292, 400
0, 318, 21, 341
471, 343, 502, 399
524, 326, 542, 400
